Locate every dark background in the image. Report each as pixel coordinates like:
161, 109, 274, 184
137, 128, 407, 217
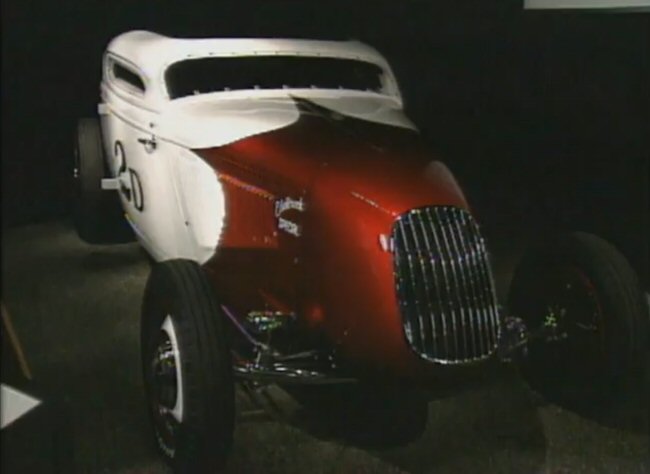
2, 1, 648, 285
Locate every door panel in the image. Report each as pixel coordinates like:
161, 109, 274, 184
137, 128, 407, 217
101, 90, 186, 260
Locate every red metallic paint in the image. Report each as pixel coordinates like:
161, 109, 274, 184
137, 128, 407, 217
195, 110, 476, 379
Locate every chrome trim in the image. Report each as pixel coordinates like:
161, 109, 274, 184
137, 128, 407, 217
222, 305, 268, 351
392, 206, 500, 364
223, 304, 353, 384
426, 208, 456, 357
233, 363, 356, 385
414, 212, 440, 355
246, 310, 294, 332
444, 207, 471, 356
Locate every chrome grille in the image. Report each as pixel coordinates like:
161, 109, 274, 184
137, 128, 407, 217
392, 206, 500, 364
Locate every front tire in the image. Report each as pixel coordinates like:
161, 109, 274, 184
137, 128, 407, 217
141, 260, 234, 473
509, 231, 648, 410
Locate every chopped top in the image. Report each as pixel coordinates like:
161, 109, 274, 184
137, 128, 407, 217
106, 30, 392, 81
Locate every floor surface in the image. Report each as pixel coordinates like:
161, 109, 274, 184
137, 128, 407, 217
1, 221, 648, 473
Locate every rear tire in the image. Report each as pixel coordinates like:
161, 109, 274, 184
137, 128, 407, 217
509, 231, 648, 410
141, 260, 234, 473
73, 118, 133, 244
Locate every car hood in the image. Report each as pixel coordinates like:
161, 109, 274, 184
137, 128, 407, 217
194, 98, 468, 216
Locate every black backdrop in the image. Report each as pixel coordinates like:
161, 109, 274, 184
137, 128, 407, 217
2, 1, 648, 283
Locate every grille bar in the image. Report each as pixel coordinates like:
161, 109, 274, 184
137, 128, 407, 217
392, 206, 500, 364
445, 208, 472, 357
415, 212, 446, 356
405, 214, 434, 352
458, 211, 485, 358
463, 211, 490, 356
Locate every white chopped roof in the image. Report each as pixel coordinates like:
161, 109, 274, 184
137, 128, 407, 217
106, 30, 391, 77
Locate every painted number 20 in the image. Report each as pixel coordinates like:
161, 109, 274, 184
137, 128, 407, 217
114, 140, 144, 212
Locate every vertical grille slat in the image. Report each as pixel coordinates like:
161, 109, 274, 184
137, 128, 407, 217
407, 213, 438, 355
475, 235, 497, 351
396, 219, 424, 348
478, 236, 501, 348
469, 233, 490, 355
392, 206, 500, 364
458, 211, 485, 358
463, 211, 492, 356
446, 208, 473, 358
425, 208, 456, 358
405, 217, 428, 348
416, 212, 448, 358
426, 208, 457, 357
434, 208, 466, 358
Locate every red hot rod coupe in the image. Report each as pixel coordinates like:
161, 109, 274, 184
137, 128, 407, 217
73, 31, 649, 472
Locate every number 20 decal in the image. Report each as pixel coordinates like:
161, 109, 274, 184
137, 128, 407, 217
114, 140, 144, 212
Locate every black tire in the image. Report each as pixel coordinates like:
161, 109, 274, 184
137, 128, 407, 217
141, 260, 234, 473
509, 231, 649, 409
73, 118, 133, 244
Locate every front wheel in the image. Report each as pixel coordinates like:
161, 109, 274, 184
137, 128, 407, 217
509, 231, 648, 410
141, 260, 234, 473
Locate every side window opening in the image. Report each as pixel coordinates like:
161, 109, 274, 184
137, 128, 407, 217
111, 59, 146, 94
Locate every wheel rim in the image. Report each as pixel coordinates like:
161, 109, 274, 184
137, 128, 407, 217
149, 315, 184, 458
522, 265, 608, 391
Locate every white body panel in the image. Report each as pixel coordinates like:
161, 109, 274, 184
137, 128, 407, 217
98, 31, 414, 262
105, 31, 402, 107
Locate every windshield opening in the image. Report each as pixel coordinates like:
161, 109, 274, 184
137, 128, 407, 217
165, 56, 385, 99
